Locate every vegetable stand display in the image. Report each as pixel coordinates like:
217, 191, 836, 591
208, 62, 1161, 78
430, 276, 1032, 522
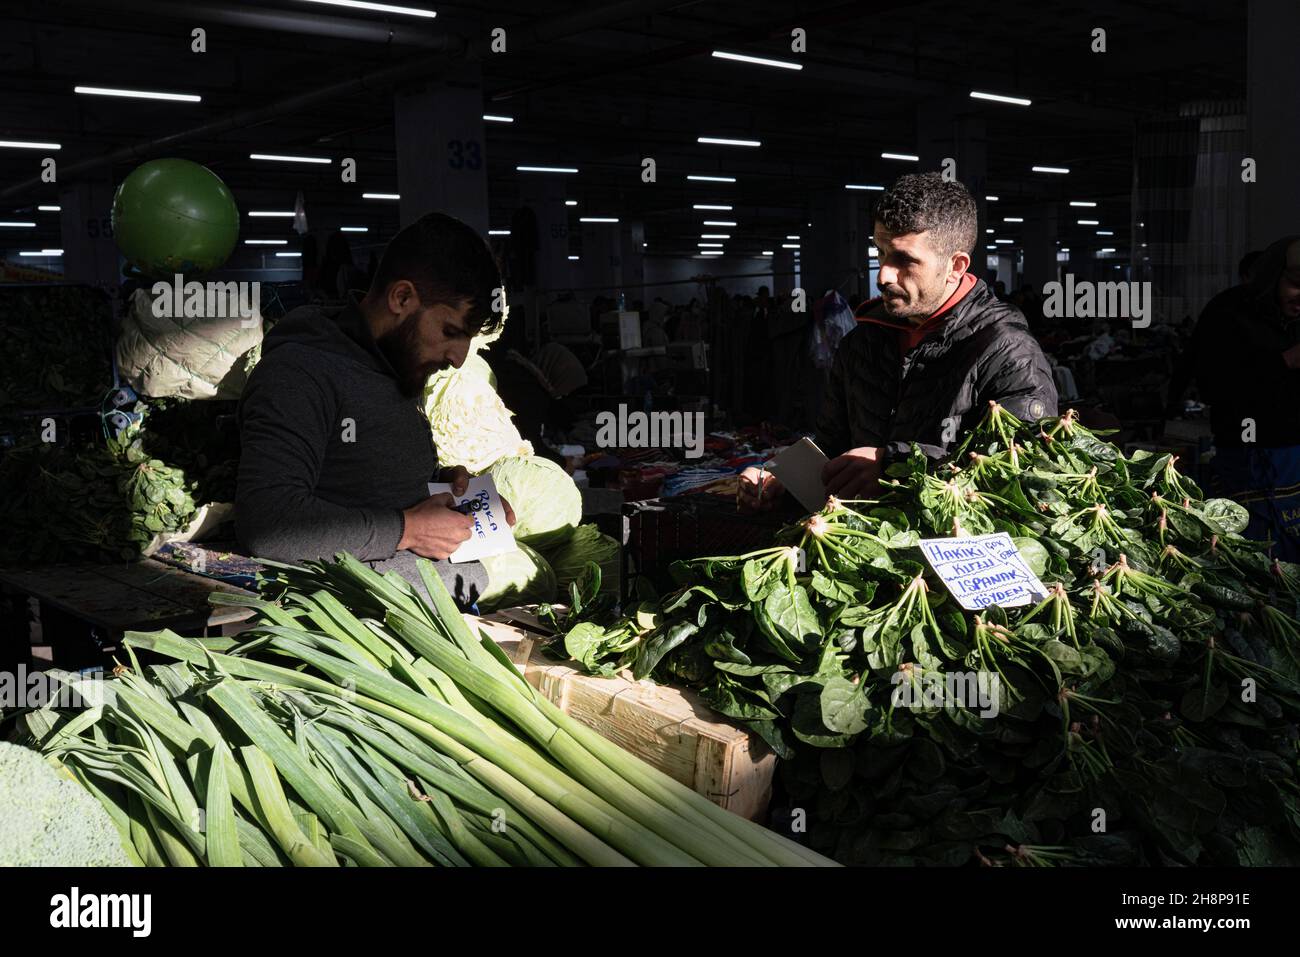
550, 404, 1300, 866
5, 554, 834, 867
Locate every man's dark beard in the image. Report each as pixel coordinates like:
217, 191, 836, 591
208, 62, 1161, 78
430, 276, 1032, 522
375, 313, 447, 398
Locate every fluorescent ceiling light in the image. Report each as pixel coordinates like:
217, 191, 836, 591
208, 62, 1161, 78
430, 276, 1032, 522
517, 165, 578, 173
1032, 165, 1070, 174
702, 220, 736, 226
995, 239, 1014, 244
1061, 248, 1070, 253
20, 249, 63, 256
698, 242, 723, 247
1098, 248, 1116, 254
294, 0, 436, 18
985, 228, 994, 234
276, 251, 303, 258
1069, 201, 1097, 207
687, 174, 736, 183
761, 250, 774, 255
579, 217, 618, 223
845, 183, 884, 191
488, 229, 511, 235
986, 245, 997, 250
362, 192, 400, 200
693, 204, 732, 211
75, 85, 200, 102
564, 200, 577, 206
244, 239, 288, 245
1003, 217, 1023, 223
786, 234, 800, 240
711, 50, 803, 70
340, 226, 368, 232
0, 221, 36, 227
868, 247, 879, 257
248, 211, 295, 217
567, 255, 579, 260
1077, 219, 1099, 225
0, 139, 60, 150
700, 251, 724, 256
881, 152, 919, 161
969, 90, 1032, 106
250, 153, 331, 164
482, 114, 513, 123
700, 234, 731, 239
37, 205, 61, 212
697, 136, 761, 147
781, 243, 800, 249
1096, 230, 1113, 236
985, 195, 999, 201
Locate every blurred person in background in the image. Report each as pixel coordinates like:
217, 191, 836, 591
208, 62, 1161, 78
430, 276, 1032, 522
1192, 235, 1300, 560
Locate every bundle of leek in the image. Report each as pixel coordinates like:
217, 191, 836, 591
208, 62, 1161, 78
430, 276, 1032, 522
19, 554, 833, 867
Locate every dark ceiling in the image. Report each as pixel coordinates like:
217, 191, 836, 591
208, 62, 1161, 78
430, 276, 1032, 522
0, 0, 1248, 267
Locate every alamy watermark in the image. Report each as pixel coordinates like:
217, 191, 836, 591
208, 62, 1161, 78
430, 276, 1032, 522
151, 274, 260, 327
50, 887, 151, 938
1042, 273, 1151, 328
0, 666, 100, 710
890, 667, 1001, 718
594, 404, 705, 459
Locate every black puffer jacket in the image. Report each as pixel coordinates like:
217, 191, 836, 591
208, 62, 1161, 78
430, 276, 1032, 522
816, 278, 1058, 460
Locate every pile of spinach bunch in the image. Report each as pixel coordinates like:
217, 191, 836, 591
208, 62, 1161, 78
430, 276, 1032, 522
556, 403, 1300, 865
0, 410, 198, 564
0, 285, 112, 412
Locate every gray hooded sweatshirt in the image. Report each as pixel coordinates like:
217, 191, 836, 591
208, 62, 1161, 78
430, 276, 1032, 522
235, 298, 487, 603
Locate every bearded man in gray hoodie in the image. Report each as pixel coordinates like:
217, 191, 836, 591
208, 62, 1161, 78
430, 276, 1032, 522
235, 212, 514, 605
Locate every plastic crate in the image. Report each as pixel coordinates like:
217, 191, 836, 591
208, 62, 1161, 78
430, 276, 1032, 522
624, 496, 792, 594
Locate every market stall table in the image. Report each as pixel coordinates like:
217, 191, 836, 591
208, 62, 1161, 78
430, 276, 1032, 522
0, 558, 255, 670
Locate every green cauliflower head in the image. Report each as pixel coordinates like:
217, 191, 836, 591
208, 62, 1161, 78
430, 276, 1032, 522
0, 741, 134, 867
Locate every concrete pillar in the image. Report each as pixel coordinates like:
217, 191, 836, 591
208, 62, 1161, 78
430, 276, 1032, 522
806, 187, 864, 302
773, 248, 798, 297
1247, 0, 1300, 249
519, 176, 572, 293
579, 220, 621, 293
996, 253, 1017, 291
621, 221, 645, 295
1021, 203, 1059, 293
60, 176, 119, 284
917, 100, 989, 256
394, 65, 489, 234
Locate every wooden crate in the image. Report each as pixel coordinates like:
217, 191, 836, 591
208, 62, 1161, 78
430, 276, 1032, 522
470, 611, 775, 822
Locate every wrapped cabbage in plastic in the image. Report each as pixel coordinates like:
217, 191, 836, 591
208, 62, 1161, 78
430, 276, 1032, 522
476, 540, 557, 612
488, 455, 582, 549
422, 353, 531, 473
540, 523, 620, 596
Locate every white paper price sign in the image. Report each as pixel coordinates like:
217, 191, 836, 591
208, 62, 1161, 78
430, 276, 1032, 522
426, 476, 516, 564
919, 532, 1049, 611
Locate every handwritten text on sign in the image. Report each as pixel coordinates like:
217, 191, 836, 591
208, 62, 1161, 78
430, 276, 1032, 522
919, 533, 1049, 610
426, 476, 516, 563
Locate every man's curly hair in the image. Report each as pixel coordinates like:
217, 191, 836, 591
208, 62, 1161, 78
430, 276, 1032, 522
873, 172, 978, 258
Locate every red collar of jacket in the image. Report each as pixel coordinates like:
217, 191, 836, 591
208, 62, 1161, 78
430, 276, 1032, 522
855, 272, 980, 352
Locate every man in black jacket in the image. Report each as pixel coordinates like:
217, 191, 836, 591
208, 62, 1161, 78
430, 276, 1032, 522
235, 212, 515, 602
1191, 235, 1300, 559
740, 173, 1057, 507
